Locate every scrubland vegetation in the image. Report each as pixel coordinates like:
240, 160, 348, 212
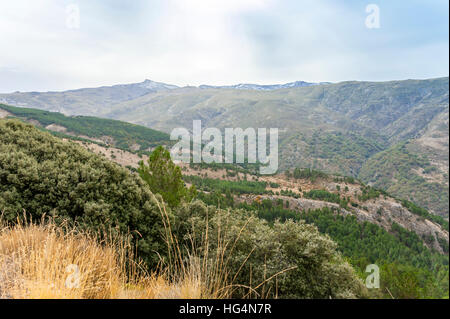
198, 191, 449, 298
0, 119, 448, 299
0, 120, 368, 299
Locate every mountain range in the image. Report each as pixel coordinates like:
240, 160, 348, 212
1, 77, 448, 217
198, 80, 329, 90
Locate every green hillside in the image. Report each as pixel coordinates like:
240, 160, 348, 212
359, 141, 449, 217
0, 119, 368, 299
104, 78, 448, 216
0, 103, 171, 152
193, 175, 449, 298
2, 77, 448, 217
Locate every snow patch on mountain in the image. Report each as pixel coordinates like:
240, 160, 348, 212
198, 81, 331, 91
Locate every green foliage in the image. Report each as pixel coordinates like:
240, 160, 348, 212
138, 146, 196, 208
188, 159, 261, 175
437, 237, 449, 254
196, 191, 449, 298
292, 208, 449, 298
0, 104, 171, 151
401, 200, 449, 230
183, 175, 268, 195
4, 77, 447, 219
359, 141, 449, 216
303, 189, 348, 207
303, 189, 341, 203
378, 263, 449, 299
0, 119, 169, 268
289, 167, 328, 182
174, 201, 367, 299
358, 185, 385, 202
301, 131, 385, 175
280, 189, 300, 199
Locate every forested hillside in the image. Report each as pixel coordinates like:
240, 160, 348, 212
0, 119, 368, 299
2, 77, 447, 217
184, 165, 449, 298
0, 103, 171, 152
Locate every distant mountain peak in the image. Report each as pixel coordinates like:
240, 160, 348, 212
139, 79, 179, 90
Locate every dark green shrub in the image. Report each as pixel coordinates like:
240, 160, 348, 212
0, 119, 169, 268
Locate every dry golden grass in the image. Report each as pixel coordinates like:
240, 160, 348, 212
152, 200, 290, 299
0, 199, 286, 299
151, 199, 246, 299
0, 217, 219, 299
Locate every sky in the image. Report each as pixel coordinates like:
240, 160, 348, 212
0, 0, 448, 92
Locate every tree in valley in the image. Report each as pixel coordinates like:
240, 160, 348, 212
138, 146, 196, 208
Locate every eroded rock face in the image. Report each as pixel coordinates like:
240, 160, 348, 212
240, 194, 449, 254
0, 109, 11, 119
360, 198, 448, 253
45, 123, 67, 133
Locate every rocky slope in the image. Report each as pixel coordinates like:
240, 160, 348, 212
1, 78, 448, 216
73, 139, 448, 255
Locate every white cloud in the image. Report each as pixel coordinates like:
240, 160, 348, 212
0, 0, 448, 92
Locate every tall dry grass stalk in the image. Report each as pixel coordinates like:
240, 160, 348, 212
0, 216, 213, 299
153, 198, 278, 299
151, 198, 238, 299
0, 200, 290, 299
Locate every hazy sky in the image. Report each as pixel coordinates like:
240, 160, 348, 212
0, 0, 448, 92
